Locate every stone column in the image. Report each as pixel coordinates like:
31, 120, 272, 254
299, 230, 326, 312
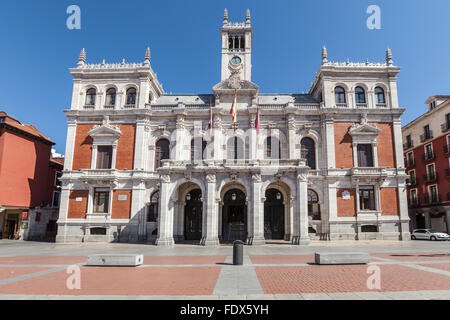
133, 119, 148, 170
131, 179, 146, 242
156, 175, 174, 246
250, 173, 265, 245
203, 174, 220, 246
55, 183, 72, 243
296, 167, 310, 245
323, 117, 336, 169
63, 119, 77, 171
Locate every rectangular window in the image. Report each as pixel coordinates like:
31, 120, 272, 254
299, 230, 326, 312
52, 191, 61, 208
425, 144, 433, 159
359, 186, 376, 211
96, 146, 113, 169
409, 170, 416, 185
406, 135, 412, 146
429, 185, 438, 203
357, 144, 374, 167
93, 189, 110, 213
427, 164, 435, 178
410, 189, 417, 203
54, 171, 62, 187
424, 125, 431, 138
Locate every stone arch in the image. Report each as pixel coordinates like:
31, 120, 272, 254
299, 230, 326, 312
262, 180, 293, 241
171, 180, 205, 242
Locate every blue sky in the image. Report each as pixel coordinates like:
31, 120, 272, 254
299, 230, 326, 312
0, 0, 449, 154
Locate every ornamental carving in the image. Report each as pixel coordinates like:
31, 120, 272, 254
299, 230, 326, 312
206, 174, 216, 183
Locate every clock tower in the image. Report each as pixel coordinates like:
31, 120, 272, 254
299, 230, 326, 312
221, 9, 253, 82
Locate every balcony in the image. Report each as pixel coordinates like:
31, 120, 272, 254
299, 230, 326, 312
423, 172, 438, 183
403, 141, 414, 150
409, 198, 420, 208
376, 103, 387, 108
441, 122, 450, 133
408, 176, 418, 186
424, 194, 441, 205
104, 105, 115, 109
444, 145, 450, 155
422, 151, 435, 162
336, 103, 348, 108
356, 103, 368, 108
83, 104, 95, 110
405, 158, 415, 168
420, 131, 434, 143
123, 104, 136, 109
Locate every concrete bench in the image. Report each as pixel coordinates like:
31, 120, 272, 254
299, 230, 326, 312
315, 252, 370, 265
86, 254, 144, 267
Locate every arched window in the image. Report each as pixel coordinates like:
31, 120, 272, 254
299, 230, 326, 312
355, 87, 366, 104
227, 137, 244, 160
265, 136, 281, 159
85, 88, 96, 106
126, 88, 137, 106
301, 138, 316, 169
191, 138, 207, 161
147, 190, 159, 222
105, 88, 116, 107
335, 87, 346, 104
308, 189, 321, 220
155, 139, 170, 169
375, 87, 386, 104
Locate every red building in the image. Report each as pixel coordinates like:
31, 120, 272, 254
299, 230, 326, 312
0, 112, 63, 240
402, 96, 450, 233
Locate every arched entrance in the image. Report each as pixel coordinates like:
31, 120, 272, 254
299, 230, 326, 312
222, 189, 247, 242
184, 189, 203, 241
264, 189, 285, 240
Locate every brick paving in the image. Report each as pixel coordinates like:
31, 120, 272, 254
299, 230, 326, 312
0, 267, 50, 281
0, 266, 221, 296
255, 264, 450, 294
0, 241, 449, 299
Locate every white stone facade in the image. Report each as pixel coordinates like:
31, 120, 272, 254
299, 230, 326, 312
56, 10, 410, 245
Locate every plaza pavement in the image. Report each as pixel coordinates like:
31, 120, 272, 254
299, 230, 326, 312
0, 240, 449, 300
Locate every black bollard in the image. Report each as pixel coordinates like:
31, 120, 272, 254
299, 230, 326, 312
233, 240, 244, 266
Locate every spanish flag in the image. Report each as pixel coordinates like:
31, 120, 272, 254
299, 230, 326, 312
230, 93, 237, 123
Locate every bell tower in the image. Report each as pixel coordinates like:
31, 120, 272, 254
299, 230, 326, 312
221, 9, 253, 82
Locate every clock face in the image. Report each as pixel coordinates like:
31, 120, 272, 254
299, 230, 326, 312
231, 56, 242, 65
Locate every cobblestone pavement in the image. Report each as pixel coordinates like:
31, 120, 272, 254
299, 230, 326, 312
0, 240, 449, 300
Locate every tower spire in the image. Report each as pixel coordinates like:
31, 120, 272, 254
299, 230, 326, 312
321, 46, 328, 65
386, 47, 393, 66
144, 47, 151, 65
223, 8, 228, 25
78, 48, 86, 67
246, 9, 251, 25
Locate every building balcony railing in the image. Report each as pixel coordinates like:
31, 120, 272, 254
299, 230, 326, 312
422, 151, 435, 162
405, 159, 415, 168
424, 194, 441, 205
444, 145, 450, 155
409, 198, 420, 208
104, 105, 115, 109
356, 103, 368, 108
335, 103, 348, 108
423, 172, 438, 183
83, 104, 95, 109
376, 103, 387, 108
441, 122, 450, 133
408, 176, 418, 186
420, 131, 434, 143
123, 104, 136, 109
403, 141, 414, 150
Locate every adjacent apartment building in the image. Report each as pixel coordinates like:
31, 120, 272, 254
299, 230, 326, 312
403, 96, 450, 233
0, 112, 64, 241
56, 10, 410, 245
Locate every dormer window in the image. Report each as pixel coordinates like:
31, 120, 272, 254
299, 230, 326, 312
430, 101, 436, 110
126, 88, 137, 106
105, 88, 116, 107
355, 87, 366, 104
85, 88, 96, 106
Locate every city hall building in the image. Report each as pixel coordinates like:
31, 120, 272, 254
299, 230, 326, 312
56, 10, 410, 245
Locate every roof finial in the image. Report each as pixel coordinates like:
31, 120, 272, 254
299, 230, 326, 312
78, 48, 86, 67
386, 47, 393, 66
145, 47, 151, 65
223, 8, 228, 25
246, 9, 251, 25
321, 46, 328, 65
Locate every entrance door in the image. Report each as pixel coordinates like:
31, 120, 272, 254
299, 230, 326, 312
184, 189, 203, 241
222, 189, 247, 242
264, 189, 285, 240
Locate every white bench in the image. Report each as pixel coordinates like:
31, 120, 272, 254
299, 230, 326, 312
315, 252, 370, 265
86, 254, 144, 267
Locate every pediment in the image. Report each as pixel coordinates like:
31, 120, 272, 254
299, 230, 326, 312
348, 123, 381, 136
88, 124, 122, 138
